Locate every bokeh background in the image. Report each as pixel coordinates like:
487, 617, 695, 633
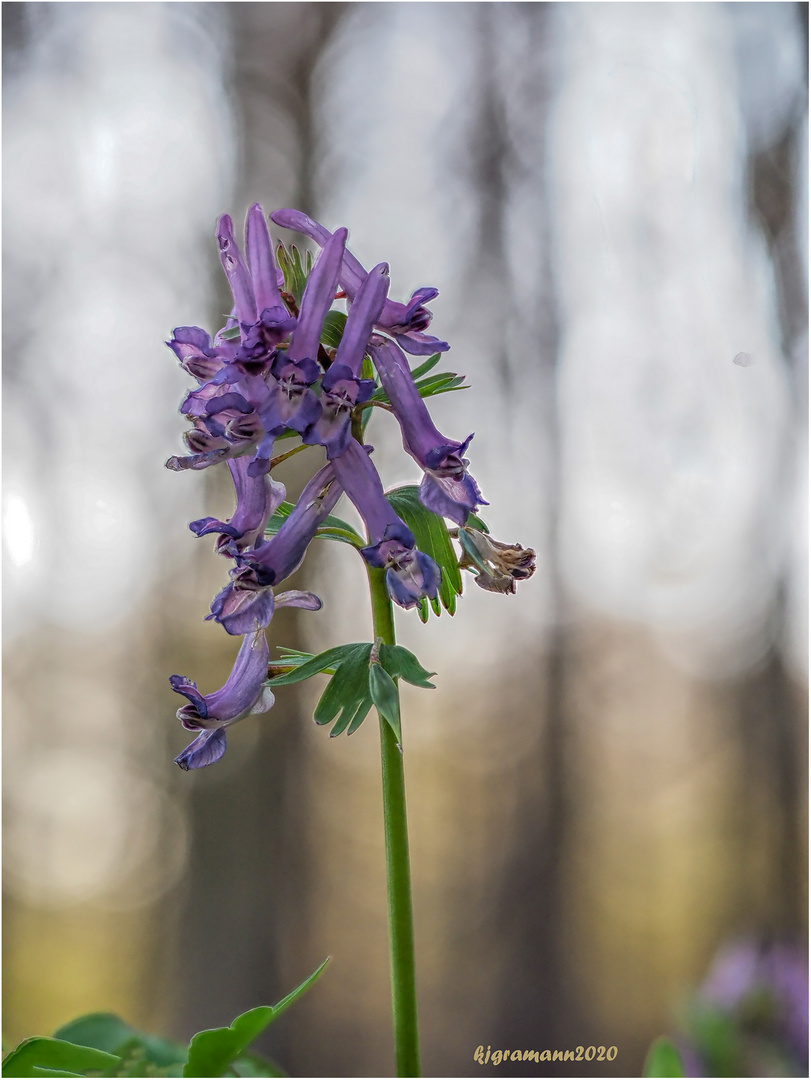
3, 3, 807, 1077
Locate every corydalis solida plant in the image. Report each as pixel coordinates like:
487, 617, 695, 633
166, 204, 535, 1074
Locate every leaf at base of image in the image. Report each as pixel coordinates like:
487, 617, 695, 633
53, 1014, 185, 1070
642, 1037, 685, 1078
182, 958, 329, 1078
1, 1037, 121, 1078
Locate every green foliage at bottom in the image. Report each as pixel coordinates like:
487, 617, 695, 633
643, 1037, 685, 1078
2, 959, 329, 1079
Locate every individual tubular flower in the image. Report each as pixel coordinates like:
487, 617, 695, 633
170, 206, 296, 477
171, 628, 274, 770
165, 406, 264, 472
331, 439, 440, 609
230, 204, 296, 376
303, 262, 388, 457
457, 527, 536, 594
270, 208, 449, 356
369, 337, 485, 526
208, 463, 343, 635
257, 227, 348, 441
167, 325, 234, 383
189, 456, 286, 555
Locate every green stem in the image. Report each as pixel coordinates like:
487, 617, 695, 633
366, 564, 421, 1078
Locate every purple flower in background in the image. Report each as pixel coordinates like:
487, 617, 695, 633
271, 208, 449, 356
209, 463, 342, 634
189, 456, 286, 555
303, 262, 387, 457
369, 338, 485, 526
171, 629, 273, 770
257, 228, 347, 440
331, 439, 440, 609
699, 940, 809, 1066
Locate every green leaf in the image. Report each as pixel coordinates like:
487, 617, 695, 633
268, 644, 367, 687
367, 369, 468, 405
456, 527, 491, 575
51, 1016, 135, 1057
2, 1037, 120, 1077
51, 1015, 185, 1069
379, 645, 435, 688
685, 1004, 741, 1077
276, 243, 311, 307
312, 645, 372, 726
642, 1038, 685, 1078
465, 511, 489, 533
319, 311, 347, 349
265, 502, 364, 548
218, 326, 242, 342
231, 1051, 286, 1077
345, 696, 373, 736
183, 1007, 274, 1079
267, 957, 330, 1022
369, 663, 401, 743
408, 353, 441, 380
385, 485, 463, 615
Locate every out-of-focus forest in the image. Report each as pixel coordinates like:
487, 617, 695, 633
3, 3, 807, 1077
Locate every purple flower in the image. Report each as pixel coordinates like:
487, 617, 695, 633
217, 205, 294, 355
167, 325, 234, 383
171, 629, 273, 770
165, 410, 264, 472
369, 338, 485, 526
270, 209, 449, 356
331, 439, 440, 609
257, 228, 347, 439
209, 463, 343, 634
302, 263, 388, 457
699, 940, 809, 1065
189, 456, 286, 555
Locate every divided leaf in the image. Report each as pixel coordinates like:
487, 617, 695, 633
319, 311, 347, 349
385, 486, 463, 616
313, 645, 373, 728
369, 663, 402, 744
268, 644, 365, 686
276, 243, 312, 307
270, 643, 433, 739
408, 352, 442, 380
379, 644, 435, 688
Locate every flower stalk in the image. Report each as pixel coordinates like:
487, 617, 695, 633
367, 563, 421, 1078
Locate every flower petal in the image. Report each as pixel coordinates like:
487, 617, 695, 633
175, 728, 228, 771
245, 203, 283, 313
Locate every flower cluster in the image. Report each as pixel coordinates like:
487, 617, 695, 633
167, 205, 489, 769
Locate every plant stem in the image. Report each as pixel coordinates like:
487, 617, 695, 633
366, 564, 421, 1077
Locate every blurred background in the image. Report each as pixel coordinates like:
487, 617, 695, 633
3, 3, 807, 1077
